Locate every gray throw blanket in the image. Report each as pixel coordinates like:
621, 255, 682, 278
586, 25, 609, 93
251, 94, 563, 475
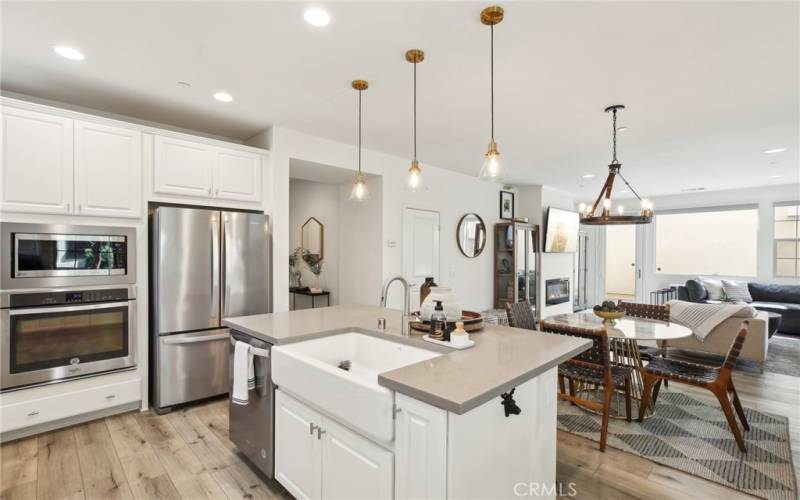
667, 300, 755, 341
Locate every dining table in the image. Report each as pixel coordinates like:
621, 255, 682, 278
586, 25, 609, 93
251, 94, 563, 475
544, 310, 693, 419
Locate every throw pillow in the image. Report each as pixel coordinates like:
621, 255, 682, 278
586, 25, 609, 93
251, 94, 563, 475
685, 279, 708, 302
722, 279, 753, 303
700, 278, 726, 301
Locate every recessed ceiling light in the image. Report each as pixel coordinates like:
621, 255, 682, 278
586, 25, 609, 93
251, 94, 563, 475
304, 7, 331, 26
582, 173, 595, 179
769, 175, 783, 179
176, 81, 192, 88
616, 126, 628, 132
213, 91, 233, 103
53, 45, 85, 61
764, 148, 786, 154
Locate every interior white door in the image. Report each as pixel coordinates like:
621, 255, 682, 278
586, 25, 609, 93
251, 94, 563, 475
402, 208, 440, 307
213, 148, 262, 202
604, 225, 637, 301
321, 416, 393, 500
74, 120, 142, 218
394, 394, 447, 500
274, 390, 322, 500
0, 107, 74, 214
153, 135, 214, 198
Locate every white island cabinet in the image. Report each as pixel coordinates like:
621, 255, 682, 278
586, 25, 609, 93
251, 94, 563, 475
275, 369, 559, 500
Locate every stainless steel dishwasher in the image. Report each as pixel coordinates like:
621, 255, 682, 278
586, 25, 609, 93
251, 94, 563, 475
229, 330, 274, 478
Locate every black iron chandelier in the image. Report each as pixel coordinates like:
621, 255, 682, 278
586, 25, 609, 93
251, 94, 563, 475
579, 104, 653, 225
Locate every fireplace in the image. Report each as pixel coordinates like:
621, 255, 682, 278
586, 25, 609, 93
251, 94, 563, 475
545, 278, 570, 306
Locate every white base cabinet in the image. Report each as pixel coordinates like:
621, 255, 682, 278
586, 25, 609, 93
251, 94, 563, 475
275, 369, 558, 500
275, 389, 393, 500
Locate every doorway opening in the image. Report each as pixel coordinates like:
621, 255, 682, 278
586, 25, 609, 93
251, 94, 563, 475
605, 225, 636, 302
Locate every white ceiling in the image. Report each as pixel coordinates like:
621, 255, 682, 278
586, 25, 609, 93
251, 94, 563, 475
2, 1, 798, 199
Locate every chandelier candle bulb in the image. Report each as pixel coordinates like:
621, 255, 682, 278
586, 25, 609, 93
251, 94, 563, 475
617, 205, 624, 215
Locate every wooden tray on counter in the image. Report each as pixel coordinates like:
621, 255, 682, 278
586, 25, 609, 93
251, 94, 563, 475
410, 310, 484, 333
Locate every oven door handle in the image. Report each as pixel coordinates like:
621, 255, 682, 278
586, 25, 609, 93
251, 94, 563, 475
8, 301, 131, 316
161, 332, 229, 345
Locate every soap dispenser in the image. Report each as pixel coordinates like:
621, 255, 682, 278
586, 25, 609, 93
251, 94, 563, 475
430, 300, 446, 340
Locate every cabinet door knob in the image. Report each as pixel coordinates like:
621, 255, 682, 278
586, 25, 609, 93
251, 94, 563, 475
105, 394, 116, 400
316, 427, 326, 439
309, 423, 317, 435
27, 410, 39, 417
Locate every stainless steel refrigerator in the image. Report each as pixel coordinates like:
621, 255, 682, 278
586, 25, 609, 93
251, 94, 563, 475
150, 206, 271, 413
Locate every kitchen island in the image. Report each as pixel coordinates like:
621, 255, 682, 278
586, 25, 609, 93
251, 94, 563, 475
224, 304, 589, 500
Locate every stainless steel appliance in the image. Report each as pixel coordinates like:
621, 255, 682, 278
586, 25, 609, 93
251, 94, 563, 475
1, 223, 136, 290
1, 285, 137, 391
229, 330, 273, 478
150, 206, 271, 412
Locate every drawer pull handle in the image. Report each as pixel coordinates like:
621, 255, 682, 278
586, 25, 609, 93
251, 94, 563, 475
105, 394, 116, 400
28, 411, 39, 417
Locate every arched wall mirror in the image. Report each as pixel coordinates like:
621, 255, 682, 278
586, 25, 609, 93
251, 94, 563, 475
457, 213, 486, 258
301, 217, 324, 263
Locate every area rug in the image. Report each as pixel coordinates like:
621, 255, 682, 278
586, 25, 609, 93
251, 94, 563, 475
557, 391, 796, 500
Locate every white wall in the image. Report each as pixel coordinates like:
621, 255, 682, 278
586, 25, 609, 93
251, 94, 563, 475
289, 179, 340, 304
586, 183, 800, 301
338, 176, 383, 306
517, 185, 577, 318
261, 126, 515, 313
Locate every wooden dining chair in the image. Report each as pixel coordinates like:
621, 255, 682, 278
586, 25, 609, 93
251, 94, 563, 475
638, 321, 750, 453
617, 301, 670, 366
540, 320, 634, 451
505, 302, 537, 330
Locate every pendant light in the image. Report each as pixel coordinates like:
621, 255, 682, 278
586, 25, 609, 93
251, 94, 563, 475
579, 105, 653, 225
349, 79, 371, 202
478, 6, 507, 182
405, 49, 427, 192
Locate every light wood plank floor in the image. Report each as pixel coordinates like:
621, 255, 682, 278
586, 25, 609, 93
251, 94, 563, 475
2, 368, 798, 500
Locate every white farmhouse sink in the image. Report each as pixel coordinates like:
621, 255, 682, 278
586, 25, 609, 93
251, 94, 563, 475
271, 332, 440, 443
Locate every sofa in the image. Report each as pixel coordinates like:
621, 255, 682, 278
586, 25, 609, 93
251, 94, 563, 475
666, 309, 769, 368
677, 280, 800, 335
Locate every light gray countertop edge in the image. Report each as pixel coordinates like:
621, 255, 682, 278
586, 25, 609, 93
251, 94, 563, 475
378, 338, 591, 414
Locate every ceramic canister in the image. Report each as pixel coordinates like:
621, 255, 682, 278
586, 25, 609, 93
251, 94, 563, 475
420, 286, 462, 321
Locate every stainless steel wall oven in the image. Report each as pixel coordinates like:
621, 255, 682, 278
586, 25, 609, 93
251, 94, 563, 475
1, 285, 137, 391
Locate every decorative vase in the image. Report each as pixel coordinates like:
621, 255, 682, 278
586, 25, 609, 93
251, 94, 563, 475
419, 277, 437, 307
420, 286, 462, 322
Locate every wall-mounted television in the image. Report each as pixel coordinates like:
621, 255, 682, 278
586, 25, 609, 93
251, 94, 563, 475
544, 207, 579, 253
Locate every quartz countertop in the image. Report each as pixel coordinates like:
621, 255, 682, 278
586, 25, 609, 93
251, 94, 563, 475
223, 304, 590, 414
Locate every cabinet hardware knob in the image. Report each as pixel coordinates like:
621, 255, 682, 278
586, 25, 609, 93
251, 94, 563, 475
309, 423, 317, 435
28, 411, 39, 417
394, 407, 402, 415
105, 394, 116, 400
316, 427, 326, 439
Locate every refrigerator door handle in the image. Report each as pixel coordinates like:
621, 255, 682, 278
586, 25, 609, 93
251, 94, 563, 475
211, 217, 220, 321
162, 332, 229, 344
222, 215, 230, 318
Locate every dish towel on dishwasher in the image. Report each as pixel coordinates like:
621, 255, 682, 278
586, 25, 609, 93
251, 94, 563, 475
232, 341, 255, 406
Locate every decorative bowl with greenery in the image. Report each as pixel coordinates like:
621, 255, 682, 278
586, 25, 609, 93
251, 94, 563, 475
592, 300, 625, 321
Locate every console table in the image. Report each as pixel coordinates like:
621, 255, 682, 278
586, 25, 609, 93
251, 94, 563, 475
291, 290, 330, 310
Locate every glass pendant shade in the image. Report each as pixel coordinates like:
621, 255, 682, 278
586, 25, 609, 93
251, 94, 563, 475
349, 174, 370, 202
478, 140, 506, 181
406, 160, 427, 192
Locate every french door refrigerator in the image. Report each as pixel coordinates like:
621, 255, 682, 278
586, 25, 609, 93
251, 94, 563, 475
150, 206, 271, 413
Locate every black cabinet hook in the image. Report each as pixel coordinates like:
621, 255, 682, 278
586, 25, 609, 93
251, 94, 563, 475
501, 388, 521, 417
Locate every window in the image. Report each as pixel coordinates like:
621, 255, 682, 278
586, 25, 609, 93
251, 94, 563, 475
774, 203, 800, 277
655, 206, 758, 276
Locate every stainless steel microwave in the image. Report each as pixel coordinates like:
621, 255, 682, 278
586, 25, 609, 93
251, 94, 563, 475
1, 223, 136, 290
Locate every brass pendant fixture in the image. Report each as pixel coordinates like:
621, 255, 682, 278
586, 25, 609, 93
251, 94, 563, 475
349, 79, 371, 202
579, 105, 653, 225
405, 49, 427, 193
478, 5, 507, 182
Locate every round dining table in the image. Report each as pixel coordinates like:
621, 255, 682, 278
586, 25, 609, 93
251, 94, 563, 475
544, 310, 692, 419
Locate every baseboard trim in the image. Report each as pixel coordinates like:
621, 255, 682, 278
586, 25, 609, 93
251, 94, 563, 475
0, 401, 141, 443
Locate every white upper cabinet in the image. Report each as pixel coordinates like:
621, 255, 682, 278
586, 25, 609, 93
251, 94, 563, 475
213, 149, 261, 202
153, 135, 214, 198
1, 107, 74, 214
74, 120, 142, 218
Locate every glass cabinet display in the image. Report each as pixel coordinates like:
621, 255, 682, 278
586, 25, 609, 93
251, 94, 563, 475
494, 222, 539, 309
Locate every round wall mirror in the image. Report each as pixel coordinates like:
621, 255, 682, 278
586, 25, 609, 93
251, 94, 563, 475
457, 213, 486, 258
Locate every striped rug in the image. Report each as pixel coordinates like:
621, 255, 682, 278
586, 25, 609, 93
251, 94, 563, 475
558, 391, 796, 499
